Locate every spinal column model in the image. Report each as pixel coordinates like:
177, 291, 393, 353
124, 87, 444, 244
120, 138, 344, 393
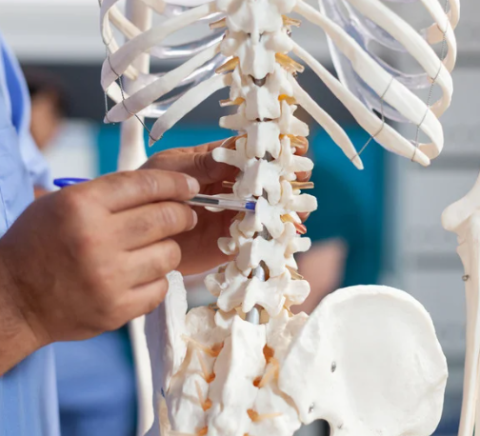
99, 0, 459, 435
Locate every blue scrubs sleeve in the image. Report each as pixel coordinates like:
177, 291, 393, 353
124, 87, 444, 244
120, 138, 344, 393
0, 31, 60, 436
0, 31, 52, 190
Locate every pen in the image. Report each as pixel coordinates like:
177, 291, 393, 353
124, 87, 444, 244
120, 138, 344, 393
53, 178, 256, 212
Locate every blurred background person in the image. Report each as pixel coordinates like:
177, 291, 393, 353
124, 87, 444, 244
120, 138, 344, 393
24, 68, 68, 152
24, 68, 68, 197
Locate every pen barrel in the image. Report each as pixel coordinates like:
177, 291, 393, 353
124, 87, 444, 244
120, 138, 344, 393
186, 198, 252, 212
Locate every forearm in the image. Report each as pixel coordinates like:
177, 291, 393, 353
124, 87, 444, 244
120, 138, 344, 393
0, 251, 41, 375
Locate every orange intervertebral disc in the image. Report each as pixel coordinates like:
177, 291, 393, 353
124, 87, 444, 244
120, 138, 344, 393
275, 53, 305, 73
215, 57, 239, 74
209, 17, 226, 29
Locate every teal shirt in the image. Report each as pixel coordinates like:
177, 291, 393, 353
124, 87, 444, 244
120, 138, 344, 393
307, 128, 385, 288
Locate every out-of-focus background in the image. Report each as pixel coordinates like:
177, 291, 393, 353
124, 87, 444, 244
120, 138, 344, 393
0, 1, 479, 435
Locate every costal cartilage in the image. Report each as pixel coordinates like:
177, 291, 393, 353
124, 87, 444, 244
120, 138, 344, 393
442, 173, 480, 436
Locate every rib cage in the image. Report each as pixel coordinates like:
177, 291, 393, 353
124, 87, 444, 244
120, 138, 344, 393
320, 0, 460, 123
99, 0, 459, 165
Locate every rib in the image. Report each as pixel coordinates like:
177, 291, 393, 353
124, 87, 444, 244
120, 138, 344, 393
294, 0, 444, 159
289, 78, 363, 170
105, 43, 221, 122
149, 73, 233, 145
343, 0, 454, 113
292, 43, 431, 166
101, 2, 217, 89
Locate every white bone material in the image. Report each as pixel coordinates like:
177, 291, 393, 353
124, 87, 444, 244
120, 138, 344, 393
145, 278, 448, 436
294, 1, 445, 159
98, 0, 458, 435
442, 174, 480, 436
278, 285, 448, 432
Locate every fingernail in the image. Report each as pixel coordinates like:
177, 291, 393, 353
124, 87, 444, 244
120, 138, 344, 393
186, 176, 200, 195
190, 210, 198, 230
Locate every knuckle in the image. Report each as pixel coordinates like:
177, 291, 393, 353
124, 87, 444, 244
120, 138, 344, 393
193, 153, 209, 177
94, 264, 119, 291
141, 151, 171, 170
98, 312, 122, 331
144, 280, 169, 314
136, 171, 162, 198
166, 171, 189, 196
85, 262, 119, 299
148, 152, 164, 167
157, 203, 180, 230
162, 239, 182, 271
59, 190, 84, 214
129, 212, 154, 236
71, 227, 102, 257
76, 226, 99, 250
93, 295, 124, 331
157, 203, 192, 234
117, 170, 162, 200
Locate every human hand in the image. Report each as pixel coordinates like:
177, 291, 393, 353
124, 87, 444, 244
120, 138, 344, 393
0, 170, 198, 373
141, 137, 312, 275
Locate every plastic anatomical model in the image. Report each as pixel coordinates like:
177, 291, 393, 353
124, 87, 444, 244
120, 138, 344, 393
97, 0, 460, 434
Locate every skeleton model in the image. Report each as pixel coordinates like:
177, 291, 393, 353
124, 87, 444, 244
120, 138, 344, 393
98, 0, 460, 435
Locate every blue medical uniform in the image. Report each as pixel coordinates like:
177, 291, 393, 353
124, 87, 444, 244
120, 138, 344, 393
0, 32, 59, 436
0, 33, 137, 436
54, 329, 137, 436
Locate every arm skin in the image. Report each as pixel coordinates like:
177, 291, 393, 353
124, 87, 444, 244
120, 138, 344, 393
0, 256, 41, 373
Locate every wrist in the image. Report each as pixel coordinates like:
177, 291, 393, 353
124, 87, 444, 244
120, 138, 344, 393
0, 245, 44, 375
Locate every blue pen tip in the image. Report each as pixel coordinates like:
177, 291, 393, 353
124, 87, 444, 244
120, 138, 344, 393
53, 178, 90, 188
245, 202, 256, 211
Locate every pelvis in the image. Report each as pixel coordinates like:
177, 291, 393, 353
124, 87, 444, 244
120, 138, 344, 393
144, 272, 447, 436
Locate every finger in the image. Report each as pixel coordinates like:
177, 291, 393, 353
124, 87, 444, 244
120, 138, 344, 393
126, 277, 170, 319
206, 138, 233, 151
127, 239, 181, 287
116, 202, 197, 250
296, 170, 312, 183
85, 170, 200, 212
292, 138, 309, 156
298, 212, 311, 223
145, 149, 234, 185
150, 139, 227, 158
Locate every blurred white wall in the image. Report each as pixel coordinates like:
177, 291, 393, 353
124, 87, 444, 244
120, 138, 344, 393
43, 120, 99, 181
0, 0, 331, 63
